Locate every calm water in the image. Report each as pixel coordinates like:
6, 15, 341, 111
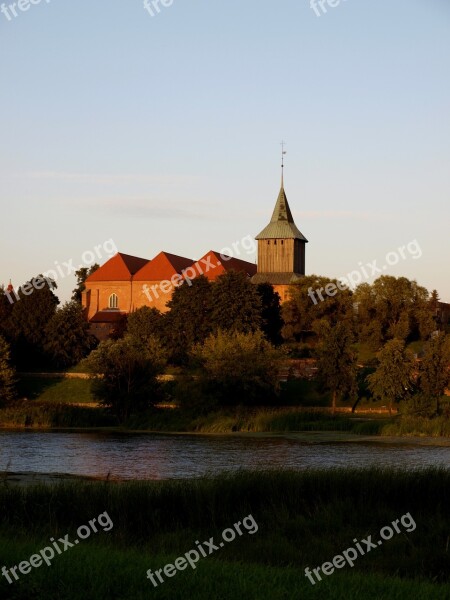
0, 431, 450, 480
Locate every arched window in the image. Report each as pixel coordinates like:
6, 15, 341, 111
108, 293, 118, 309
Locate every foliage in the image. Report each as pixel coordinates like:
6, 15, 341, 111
71, 264, 100, 303
164, 275, 214, 364
210, 271, 262, 334
193, 329, 283, 405
354, 276, 435, 349
282, 274, 354, 342
256, 282, 284, 345
367, 339, 416, 415
6, 276, 60, 368
44, 301, 97, 368
418, 333, 450, 414
83, 335, 166, 422
0, 335, 16, 405
126, 306, 165, 344
314, 320, 358, 413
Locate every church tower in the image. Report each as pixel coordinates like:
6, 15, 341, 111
251, 152, 308, 300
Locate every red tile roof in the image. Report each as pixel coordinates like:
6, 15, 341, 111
195, 251, 256, 281
86, 253, 149, 282
133, 251, 194, 281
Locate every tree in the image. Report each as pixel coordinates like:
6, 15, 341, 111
71, 265, 100, 303
418, 333, 450, 414
0, 336, 16, 405
367, 339, 416, 415
282, 275, 354, 343
210, 271, 262, 334
354, 276, 434, 349
7, 276, 60, 368
314, 320, 358, 414
83, 335, 166, 422
192, 329, 283, 406
257, 283, 284, 345
127, 306, 164, 344
0, 286, 13, 340
44, 301, 98, 369
429, 290, 441, 331
164, 275, 214, 364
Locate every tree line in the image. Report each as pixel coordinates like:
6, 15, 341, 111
0, 270, 449, 421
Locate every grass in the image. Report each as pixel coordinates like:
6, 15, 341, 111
1, 468, 450, 599
16, 376, 94, 404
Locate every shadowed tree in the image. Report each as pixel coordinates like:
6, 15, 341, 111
83, 335, 166, 422
164, 275, 214, 364
314, 320, 358, 414
44, 301, 97, 369
71, 264, 100, 303
0, 335, 16, 405
127, 306, 165, 345
282, 274, 354, 343
418, 333, 450, 414
257, 283, 284, 345
211, 271, 262, 334
367, 339, 416, 415
7, 276, 60, 368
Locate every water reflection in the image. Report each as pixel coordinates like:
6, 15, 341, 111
0, 431, 449, 480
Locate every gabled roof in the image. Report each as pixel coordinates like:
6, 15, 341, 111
133, 251, 194, 281
195, 251, 257, 281
255, 186, 308, 241
86, 253, 149, 282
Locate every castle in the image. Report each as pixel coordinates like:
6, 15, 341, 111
82, 174, 308, 339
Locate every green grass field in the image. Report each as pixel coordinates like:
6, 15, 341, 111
1, 468, 450, 599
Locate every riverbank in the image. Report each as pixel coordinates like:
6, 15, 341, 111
3, 374, 450, 438
0, 468, 449, 599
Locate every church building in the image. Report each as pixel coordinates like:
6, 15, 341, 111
81, 170, 308, 339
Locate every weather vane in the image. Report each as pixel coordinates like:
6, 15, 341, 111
280, 140, 287, 184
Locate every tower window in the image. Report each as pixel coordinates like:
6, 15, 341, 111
108, 293, 119, 309
267, 240, 270, 245
281, 240, 284, 245
274, 240, 277, 245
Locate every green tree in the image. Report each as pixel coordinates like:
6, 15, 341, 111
164, 275, 214, 363
355, 276, 434, 349
84, 335, 166, 422
127, 306, 164, 344
44, 301, 97, 369
211, 271, 262, 334
8, 276, 60, 368
193, 329, 283, 406
0, 336, 16, 405
282, 275, 354, 343
418, 333, 450, 414
367, 339, 416, 415
314, 320, 358, 414
71, 264, 100, 303
257, 283, 284, 345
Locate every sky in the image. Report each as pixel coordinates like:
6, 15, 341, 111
0, 0, 449, 303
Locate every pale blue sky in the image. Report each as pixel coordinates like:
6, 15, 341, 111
1, 0, 449, 302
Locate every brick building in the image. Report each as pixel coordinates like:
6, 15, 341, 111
82, 173, 308, 339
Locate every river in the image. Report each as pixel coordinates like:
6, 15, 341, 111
1, 431, 450, 480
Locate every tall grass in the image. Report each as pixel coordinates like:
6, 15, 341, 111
1, 468, 450, 598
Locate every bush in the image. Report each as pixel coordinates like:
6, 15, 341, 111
193, 330, 284, 406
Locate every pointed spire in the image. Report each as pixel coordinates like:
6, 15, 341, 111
7, 279, 13, 293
